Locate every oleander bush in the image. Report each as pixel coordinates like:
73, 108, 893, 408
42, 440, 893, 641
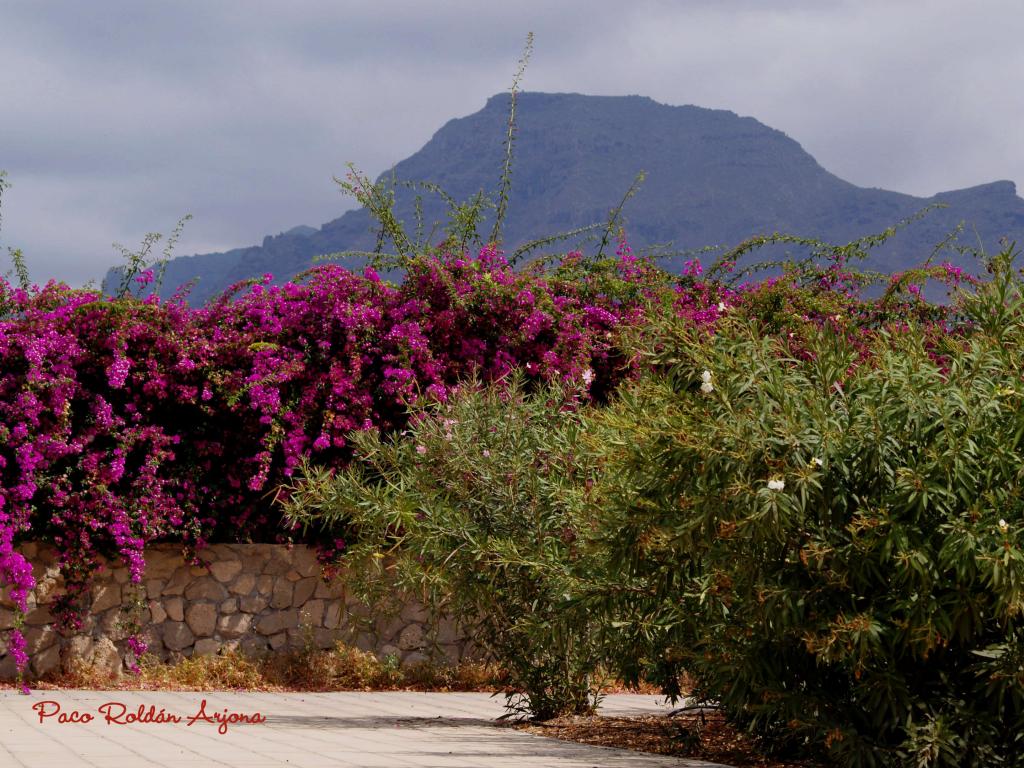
283, 376, 607, 720
591, 249, 1024, 766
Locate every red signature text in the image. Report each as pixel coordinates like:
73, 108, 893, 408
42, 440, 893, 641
32, 699, 266, 734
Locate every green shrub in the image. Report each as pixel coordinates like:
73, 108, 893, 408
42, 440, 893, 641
283, 376, 605, 720
593, 254, 1024, 766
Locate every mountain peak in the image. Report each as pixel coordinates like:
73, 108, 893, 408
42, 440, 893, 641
108, 93, 1024, 304
483, 91, 657, 109
933, 179, 1017, 199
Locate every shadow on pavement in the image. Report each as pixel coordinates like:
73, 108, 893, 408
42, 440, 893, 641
264, 714, 498, 729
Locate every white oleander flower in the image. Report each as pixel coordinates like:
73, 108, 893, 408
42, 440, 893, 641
700, 381, 714, 394
999, 519, 1009, 534
717, 301, 727, 312
582, 368, 594, 386
701, 370, 713, 383
767, 478, 785, 491
810, 457, 823, 468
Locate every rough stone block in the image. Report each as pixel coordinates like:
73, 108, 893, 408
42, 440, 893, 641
30, 643, 59, 679
378, 616, 405, 643
184, 578, 227, 602
268, 632, 288, 651
401, 651, 429, 667
293, 577, 317, 607
256, 610, 298, 635
193, 638, 221, 656
313, 579, 344, 600
185, 603, 217, 637
141, 625, 166, 659
263, 549, 293, 576
256, 575, 273, 596
229, 573, 256, 596
162, 567, 191, 596
240, 553, 268, 576
89, 637, 123, 678
400, 601, 430, 624
164, 596, 184, 622
75, 614, 96, 635
239, 636, 269, 656
217, 613, 252, 639
91, 582, 121, 614
209, 560, 242, 583
98, 607, 131, 641
142, 552, 183, 580
323, 602, 343, 630
62, 635, 94, 672
163, 621, 195, 651
286, 628, 312, 649
436, 643, 462, 666
220, 598, 238, 615
34, 572, 64, 605
397, 624, 424, 651
0, 656, 17, 679
240, 595, 268, 614
25, 626, 57, 654
149, 600, 167, 624
25, 605, 54, 625
313, 628, 342, 649
353, 632, 376, 652
434, 616, 463, 646
292, 547, 320, 578
270, 580, 293, 610
298, 599, 324, 627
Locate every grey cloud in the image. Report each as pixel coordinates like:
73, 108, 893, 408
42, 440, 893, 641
1, 0, 1022, 286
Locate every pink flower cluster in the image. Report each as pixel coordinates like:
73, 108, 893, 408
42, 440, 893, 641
0, 244, 665, 673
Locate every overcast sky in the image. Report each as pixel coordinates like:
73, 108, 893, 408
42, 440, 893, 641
2, 0, 1022, 286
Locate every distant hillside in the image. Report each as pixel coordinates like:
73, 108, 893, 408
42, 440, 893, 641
104, 92, 1024, 304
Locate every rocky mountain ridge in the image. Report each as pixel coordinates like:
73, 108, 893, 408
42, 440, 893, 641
104, 92, 1024, 303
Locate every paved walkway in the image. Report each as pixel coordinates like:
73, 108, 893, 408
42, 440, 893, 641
0, 690, 729, 767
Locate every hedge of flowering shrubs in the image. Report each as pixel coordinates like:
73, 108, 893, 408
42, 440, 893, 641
284, 246, 1023, 765
0, 241, 674, 680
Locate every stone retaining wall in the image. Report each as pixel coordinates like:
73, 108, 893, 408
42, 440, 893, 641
0, 543, 472, 680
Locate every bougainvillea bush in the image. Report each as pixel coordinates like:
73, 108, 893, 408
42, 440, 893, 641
0, 241, 672, 680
